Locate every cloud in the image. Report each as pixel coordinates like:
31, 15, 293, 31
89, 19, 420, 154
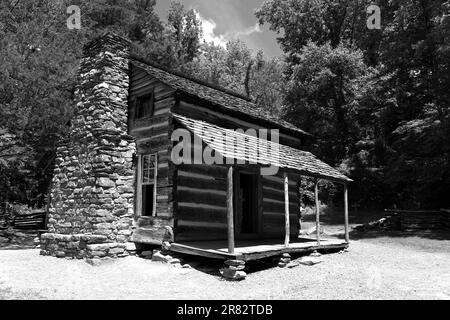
195, 10, 262, 48
196, 11, 227, 47
234, 23, 262, 37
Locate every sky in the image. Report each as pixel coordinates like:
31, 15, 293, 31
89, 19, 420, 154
154, 0, 283, 58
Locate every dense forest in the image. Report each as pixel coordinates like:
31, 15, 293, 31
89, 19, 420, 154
1, 0, 449, 211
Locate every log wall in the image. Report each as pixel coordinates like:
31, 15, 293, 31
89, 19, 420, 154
128, 64, 304, 244
173, 163, 301, 241
175, 164, 228, 241
261, 173, 300, 237
129, 65, 176, 244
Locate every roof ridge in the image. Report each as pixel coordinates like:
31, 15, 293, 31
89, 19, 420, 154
129, 54, 253, 102
130, 56, 310, 136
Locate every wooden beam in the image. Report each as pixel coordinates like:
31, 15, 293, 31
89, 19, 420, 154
153, 153, 158, 217
170, 242, 237, 260
296, 179, 302, 234
315, 179, 320, 246
257, 174, 263, 234
344, 184, 349, 243
284, 172, 290, 247
227, 166, 235, 254
136, 155, 143, 216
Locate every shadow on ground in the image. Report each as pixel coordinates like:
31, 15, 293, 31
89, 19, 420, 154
168, 248, 343, 279
348, 229, 450, 241
303, 208, 450, 241
303, 207, 386, 226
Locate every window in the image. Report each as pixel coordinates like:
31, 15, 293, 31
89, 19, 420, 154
135, 90, 155, 120
138, 154, 158, 217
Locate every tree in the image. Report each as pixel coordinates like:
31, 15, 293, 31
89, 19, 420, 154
377, 0, 450, 208
134, 1, 203, 68
185, 39, 286, 115
0, 0, 87, 206
284, 41, 375, 164
0, 0, 166, 207
248, 52, 287, 117
255, 0, 379, 64
256, 0, 450, 209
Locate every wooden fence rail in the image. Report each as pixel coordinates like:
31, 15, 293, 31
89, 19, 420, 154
384, 209, 450, 231
12, 210, 47, 230
1, 205, 46, 230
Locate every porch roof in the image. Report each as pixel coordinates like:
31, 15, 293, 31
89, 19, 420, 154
173, 114, 352, 183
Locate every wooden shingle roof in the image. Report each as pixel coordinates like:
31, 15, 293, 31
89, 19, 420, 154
130, 59, 309, 136
173, 114, 351, 183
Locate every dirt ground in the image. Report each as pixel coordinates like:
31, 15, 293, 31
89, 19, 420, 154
1, 210, 449, 300
1, 233, 450, 300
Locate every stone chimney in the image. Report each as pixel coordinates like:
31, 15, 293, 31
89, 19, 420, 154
40, 33, 137, 259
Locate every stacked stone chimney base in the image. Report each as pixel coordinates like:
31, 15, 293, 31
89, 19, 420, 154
40, 33, 137, 259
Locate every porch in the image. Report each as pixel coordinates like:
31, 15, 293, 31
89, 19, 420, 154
170, 115, 353, 276
169, 237, 349, 261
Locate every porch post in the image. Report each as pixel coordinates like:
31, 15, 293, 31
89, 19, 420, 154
344, 184, 349, 243
227, 166, 235, 254
284, 172, 290, 247
315, 179, 320, 245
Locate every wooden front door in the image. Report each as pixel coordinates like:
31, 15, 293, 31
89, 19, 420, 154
235, 171, 260, 237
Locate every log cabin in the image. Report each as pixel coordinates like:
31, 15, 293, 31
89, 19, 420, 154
41, 33, 352, 276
